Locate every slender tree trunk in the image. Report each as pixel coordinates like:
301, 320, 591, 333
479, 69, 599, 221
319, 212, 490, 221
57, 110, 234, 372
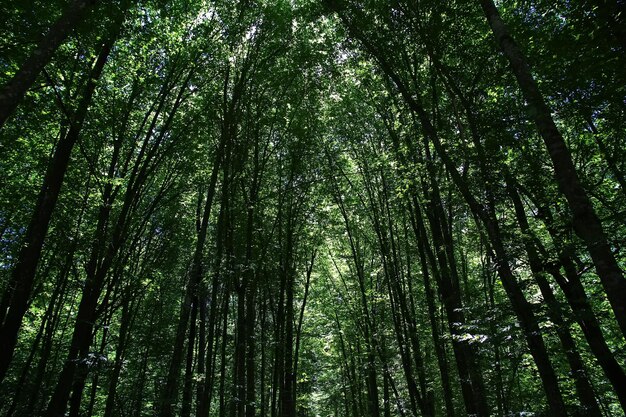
160, 273, 194, 417
334, 313, 360, 417
293, 250, 316, 414
356, 30, 568, 411
506, 175, 602, 416
241, 156, 260, 417
5, 272, 61, 417
479, 0, 626, 338
384, 271, 422, 417
581, 118, 626, 195
383, 372, 391, 417
0, 34, 114, 384
43, 94, 169, 417
231, 285, 246, 417
272, 201, 285, 417
103, 292, 134, 417
181, 297, 199, 417
44, 268, 108, 417
260, 299, 268, 417
485, 259, 507, 416
280, 221, 296, 417
132, 316, 155, 417
245, 281, 257, 417
5, 194, 87, 417
420, 169, 489, 417
197, 146, 230, 416
82, 308, 112, 417
23, 257, 74, 416
198, 208, 227, 417
519, 186, 626, 411
196, 291, 207, 415
160, 140, 222, 417
407, 196, 455, 417
0, 0, 98, 128
424, 130, 567, 415
334, 188, 380, 417
219, 286, 231, 417
361, 169, 428, 417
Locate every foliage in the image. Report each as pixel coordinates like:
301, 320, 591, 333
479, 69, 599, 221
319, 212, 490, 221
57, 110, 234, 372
0, 1, 624, 416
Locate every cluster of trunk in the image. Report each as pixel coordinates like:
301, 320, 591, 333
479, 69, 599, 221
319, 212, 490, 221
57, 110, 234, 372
1, 1, 624, 416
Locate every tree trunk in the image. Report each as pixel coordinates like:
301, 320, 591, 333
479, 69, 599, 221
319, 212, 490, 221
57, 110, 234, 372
103, 291, 135, 417
408, 197, 455, 417
181, 297, 199, 417
479, 0, 626, 338
420, 168, 489, 417
519, 185, 626, 411
0, 0, 98, 128
159, 138, 222, 417
0, 34, 114, 384
354, 29, 568, 412
506, 175, 602, 416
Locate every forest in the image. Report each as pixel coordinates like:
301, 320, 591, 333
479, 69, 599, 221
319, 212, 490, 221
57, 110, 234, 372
0, 0, 625, 416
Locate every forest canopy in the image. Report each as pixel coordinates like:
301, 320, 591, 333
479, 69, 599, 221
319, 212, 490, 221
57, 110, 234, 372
0, 0, 625, 416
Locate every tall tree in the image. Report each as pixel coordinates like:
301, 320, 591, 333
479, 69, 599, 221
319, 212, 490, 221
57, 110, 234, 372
0, 0, 98, 129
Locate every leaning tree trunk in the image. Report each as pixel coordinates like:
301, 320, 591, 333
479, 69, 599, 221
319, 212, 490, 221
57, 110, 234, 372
44, 71, 177, 415
419, 159, 490, 417
408, 202, 455, 417
0, 32, 114, 384
506, 175, 602, 416
0, 0, 97, 128
519, 185, 626, 411
339, 16, 569, 409
478, 0, 626, 339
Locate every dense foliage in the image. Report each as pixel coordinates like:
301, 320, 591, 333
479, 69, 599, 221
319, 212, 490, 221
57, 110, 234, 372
0, 0, 624, 416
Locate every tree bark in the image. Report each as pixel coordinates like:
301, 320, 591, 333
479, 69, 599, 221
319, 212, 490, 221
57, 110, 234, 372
506, 175, 602, 416
0, 0, 98, 128
519, 185, 626, 411
0, 32, 114, 384
479, 0, 626, 338
408, 198, 455, 417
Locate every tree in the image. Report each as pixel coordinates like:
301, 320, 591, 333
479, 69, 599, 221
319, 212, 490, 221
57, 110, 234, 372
1, 1, 624, 416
